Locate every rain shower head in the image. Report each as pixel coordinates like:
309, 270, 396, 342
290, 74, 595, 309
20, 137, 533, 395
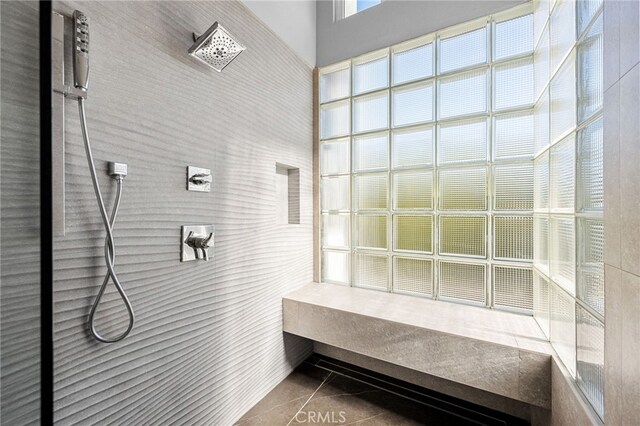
188, 22, 246, 72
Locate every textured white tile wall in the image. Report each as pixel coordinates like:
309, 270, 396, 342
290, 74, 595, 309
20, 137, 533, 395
52, 1, 313, 424
0, 2, 42, 424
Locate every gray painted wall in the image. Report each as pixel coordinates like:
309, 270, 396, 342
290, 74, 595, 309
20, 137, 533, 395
603, 0, 640, 424
52, 1, 313, 424
316, 0, 527, 67
0, 2, 42, 424
241, 0, 316, 66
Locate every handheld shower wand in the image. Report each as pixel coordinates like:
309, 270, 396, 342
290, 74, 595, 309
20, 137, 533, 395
72, 10, 135, 343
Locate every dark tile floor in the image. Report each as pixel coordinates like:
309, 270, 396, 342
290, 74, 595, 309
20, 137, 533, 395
234, 356, 529, 426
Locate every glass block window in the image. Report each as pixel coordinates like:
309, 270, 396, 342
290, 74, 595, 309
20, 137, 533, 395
319, 4, 535, 311
532, 0, 604, 419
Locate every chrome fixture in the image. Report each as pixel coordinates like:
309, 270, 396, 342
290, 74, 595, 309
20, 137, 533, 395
187, 166, 212, 192
65, 10, 135, 343
188, 22, 246, 71
181, 225, 215, 262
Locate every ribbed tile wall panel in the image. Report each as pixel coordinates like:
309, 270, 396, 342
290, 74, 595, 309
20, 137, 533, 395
52, 1, 313, 424
0, 2, 42, 424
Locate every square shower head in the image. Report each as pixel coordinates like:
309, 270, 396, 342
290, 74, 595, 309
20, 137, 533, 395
188, 22, 246, 72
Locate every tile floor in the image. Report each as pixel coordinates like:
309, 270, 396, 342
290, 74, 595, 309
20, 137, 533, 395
234, 356, 529, 425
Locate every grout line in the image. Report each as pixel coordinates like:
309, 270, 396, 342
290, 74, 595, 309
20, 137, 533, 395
285, 372, 333, 426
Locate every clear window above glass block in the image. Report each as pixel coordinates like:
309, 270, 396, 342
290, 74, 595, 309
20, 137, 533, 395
320, 99, 350, 140
392, 81, 434, 127
353, 50, 389, 95
494, 110, 535, 160
494, 57, 535, 111
392, 125, 433, 169
392, 40, 433, 85
393, 171, 433, 210
438, 68, 488, 119
353, 91, 389, 134
353, 132, 389, 172
394, 215, 433, 253
321, 138, 350, 176
439, 168, 487, 211
320, 62, 351, 103
438, 118, 487, 165
439, 26, 487, 73
494, 13, 534, 60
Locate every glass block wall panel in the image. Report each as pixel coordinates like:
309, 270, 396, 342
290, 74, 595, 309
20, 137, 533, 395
577, 218, 604, 316
321, 175, 350, 211
577, 117, 603, 211
550, 54, 576, 143
438, 69, 488, 119
353, 91, 389, 134
392, 81, 434, 127
534, 90, 550, 154
355, 215, 387, 249
439, 261, 486, 303
494, 266, 534, 311
394, 257, 432, 295
320, 100, 350, 139
394, 171, 433, 210
576, 305, 605, 419
394, 215, 433, 253
438, 118, 487, 165
322, 250, 350, 284
550, 216, 576, 294
494, 216, 533, 261
577, 0, 603, 37
321, 138, 350, 175
494, 57, 535, 111
577, 14, 603, 123
439, 168, 487, 211
551, 283, 577, 376
392, 40, 433, 85
550, 134, 575, 212
354, 174, 387, 210
322, 214, 350, 249
534, 152, 549, 211
534, 215, 550, 273
534, 0, 550, 46
353, 132, 389, 172
354, 253, 388, 289
494, 164, 534, 210
550, 0, 576, 73
494, 111, 535, 161
392, 126, 433, 169
533, 269, 550, 337
439, 27, 487, 73
439, 216, 487, 258
534, 25, 550, 100
494, 14, 534, 60
353, 51, 389, 95
320, 63, 351, 103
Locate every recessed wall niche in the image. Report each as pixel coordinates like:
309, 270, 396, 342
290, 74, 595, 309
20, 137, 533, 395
276, 163, 300, 225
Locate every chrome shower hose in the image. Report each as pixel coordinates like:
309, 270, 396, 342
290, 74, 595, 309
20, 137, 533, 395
78, 98, 135, 343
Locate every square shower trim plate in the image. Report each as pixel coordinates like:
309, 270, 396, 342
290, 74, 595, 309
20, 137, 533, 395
181, 225, 215, 262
